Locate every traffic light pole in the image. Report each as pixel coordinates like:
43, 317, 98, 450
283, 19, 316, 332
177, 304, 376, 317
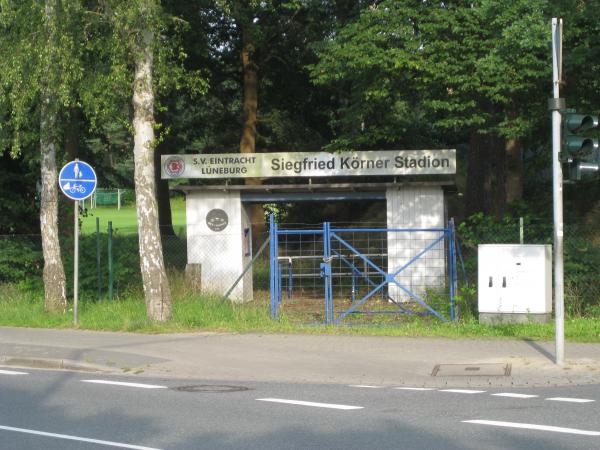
551, 18, 565, 366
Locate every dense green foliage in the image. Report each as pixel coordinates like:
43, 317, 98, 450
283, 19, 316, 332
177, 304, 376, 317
0, 236, 43, 283
1, 1, 600, 326
309, 0, 550, 147
2, 1, 599, 224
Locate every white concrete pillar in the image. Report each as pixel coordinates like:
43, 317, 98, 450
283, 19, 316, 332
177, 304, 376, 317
386, 186, 446, 302
186, 190, 253, 302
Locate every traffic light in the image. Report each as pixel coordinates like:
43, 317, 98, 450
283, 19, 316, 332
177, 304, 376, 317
561, 109, 599, 180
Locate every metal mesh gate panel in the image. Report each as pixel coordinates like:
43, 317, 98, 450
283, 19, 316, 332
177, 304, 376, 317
269, 216, 457, 325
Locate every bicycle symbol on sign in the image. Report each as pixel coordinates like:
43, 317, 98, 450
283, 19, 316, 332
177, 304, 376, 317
69, 184, 86, 194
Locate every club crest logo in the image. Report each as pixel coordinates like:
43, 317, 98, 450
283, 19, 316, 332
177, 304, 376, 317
206, 209, 229, 232
164, 156, 186, 177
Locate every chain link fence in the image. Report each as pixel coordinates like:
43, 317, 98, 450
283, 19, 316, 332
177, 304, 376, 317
1, 218, 599, 319
455, 218, 600, 318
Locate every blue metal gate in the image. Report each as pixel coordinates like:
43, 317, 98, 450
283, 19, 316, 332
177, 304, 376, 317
269, 215, 457, 324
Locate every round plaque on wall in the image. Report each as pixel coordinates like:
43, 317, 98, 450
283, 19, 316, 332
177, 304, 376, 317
206, 208, 229, 232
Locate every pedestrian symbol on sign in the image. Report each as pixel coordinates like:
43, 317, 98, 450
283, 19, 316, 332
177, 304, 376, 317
74, 162, 83, 179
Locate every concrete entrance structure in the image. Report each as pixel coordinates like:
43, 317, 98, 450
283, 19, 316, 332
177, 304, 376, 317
180, 182, 451, 302
165, 149, 456, 302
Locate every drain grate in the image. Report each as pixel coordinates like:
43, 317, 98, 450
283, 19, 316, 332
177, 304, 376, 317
172, 384, 250, 393
431, 363, 511, 377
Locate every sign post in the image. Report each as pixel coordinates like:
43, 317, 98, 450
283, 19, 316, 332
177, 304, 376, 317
550, 18, 565, 365
59, 160, 97, 325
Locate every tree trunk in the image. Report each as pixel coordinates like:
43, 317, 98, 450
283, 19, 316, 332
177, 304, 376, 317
505, 138, 523, 204
60, 107, 81, 238
466, 132, 507, 219
64, 107, 80, 160
240, 24, 266, 246
465, 132, 486, 216
240, 28, 258, 158
40, 0, 67, 314
154, 143, 175, 236
485, 134, 506, 220
132, 28, 172, 322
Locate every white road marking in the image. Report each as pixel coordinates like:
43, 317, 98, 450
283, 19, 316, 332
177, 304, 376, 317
491, 393, 539, 399
439, 389, 486, 394
256, 398, 363, 410
81, 380, 167, 389
0, 369, 29, 375
463, 420, 600, 436
0, 424, 163, 449
546, 397, 595, 403
394, 387, 436, 391
349, 385, 385, 389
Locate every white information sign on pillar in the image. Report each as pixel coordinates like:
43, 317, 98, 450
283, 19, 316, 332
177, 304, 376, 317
59, 160, 97, 325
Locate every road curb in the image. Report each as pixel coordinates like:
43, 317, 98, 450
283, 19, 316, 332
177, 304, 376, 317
384, 376, 600, 389
0, 356, 115, 373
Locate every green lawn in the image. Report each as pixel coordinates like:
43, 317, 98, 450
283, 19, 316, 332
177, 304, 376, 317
81, 197, 186, 235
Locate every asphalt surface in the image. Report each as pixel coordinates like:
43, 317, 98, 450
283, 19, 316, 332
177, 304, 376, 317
0, 368, 599, 449
1, 327, 600, 387
2, 327, 600, 449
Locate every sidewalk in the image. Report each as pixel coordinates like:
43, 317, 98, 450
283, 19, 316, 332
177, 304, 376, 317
1, 326, 600, 387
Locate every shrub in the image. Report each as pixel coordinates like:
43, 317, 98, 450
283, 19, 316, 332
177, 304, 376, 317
0, 236, 43, 283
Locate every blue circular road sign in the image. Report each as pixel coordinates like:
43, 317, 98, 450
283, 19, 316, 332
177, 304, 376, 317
59, 160, 97, 201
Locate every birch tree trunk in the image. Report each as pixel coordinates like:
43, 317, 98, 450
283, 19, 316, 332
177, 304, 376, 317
40, 95, 67, 313
40, 0, 67, 314
132, 28, 172, 321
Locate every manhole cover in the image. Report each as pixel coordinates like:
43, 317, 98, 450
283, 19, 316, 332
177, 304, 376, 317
172, 384, 250, 393
431, 363, 512, 377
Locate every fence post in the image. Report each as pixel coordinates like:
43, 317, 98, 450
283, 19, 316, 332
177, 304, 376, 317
287, 258, 293, 300
448, 219, 456, 321
107, 220, 113, 301
323, 221, 333, 324
351, 271, 356, 303
117, 189, 121, 210
96, 217, 101, 300
269, 214, 278, 319
520, 217, 524, 244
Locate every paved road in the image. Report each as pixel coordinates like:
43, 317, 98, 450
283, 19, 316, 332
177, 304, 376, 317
1, 368, 599, 449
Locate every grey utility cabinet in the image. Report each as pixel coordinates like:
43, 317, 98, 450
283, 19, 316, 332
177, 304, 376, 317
478, 244, 552, 324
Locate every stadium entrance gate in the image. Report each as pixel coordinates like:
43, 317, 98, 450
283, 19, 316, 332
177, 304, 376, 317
269, 214, 457, 324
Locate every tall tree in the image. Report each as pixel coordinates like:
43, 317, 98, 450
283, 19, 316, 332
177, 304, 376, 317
310, 0, 551, 217
199, 0, 337, 242
99, 0, 205, 320
101, 0, 173, 321
231, 1, 265, 243
0, 0, 87, 312
39, 0, 67, 312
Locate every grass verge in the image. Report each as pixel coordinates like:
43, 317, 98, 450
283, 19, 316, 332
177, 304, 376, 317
1, 283, 599, 342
